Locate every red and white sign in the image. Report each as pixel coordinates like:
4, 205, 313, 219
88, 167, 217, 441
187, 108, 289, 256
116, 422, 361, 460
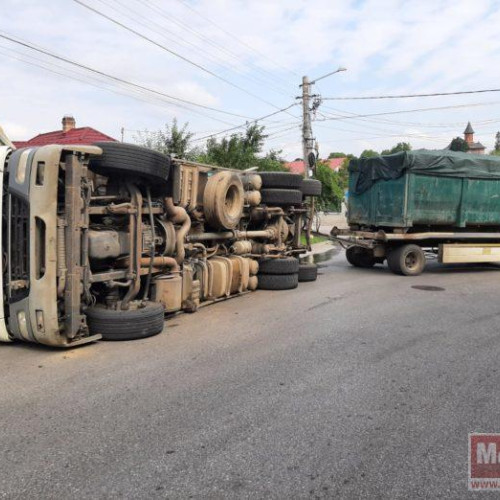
469, 433, 500, 490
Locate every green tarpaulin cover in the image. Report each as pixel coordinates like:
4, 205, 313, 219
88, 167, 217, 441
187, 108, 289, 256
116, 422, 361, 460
350, 149, 500, 194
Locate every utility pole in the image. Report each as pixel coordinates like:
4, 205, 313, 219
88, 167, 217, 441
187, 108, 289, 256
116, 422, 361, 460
301, 75, 314, 179
121, 127, 125, 143
299, 66, 346, 249
299, 67, 346, 179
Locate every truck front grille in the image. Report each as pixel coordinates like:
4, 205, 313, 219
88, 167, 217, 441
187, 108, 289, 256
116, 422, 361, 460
9, 195, 29, 300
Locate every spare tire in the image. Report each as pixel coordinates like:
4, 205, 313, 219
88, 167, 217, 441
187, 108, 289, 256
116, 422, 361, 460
89, 142, 171, 182
258, 257, 299, 275
203, 171, 244, 229
259, 172, 302, 189
301, 179, 322, 197
257, 273, 299, 290
85, 301, 165, 340
261, 188, 302, 206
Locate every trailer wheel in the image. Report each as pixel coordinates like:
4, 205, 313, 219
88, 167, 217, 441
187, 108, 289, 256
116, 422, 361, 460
387, 244, 425, 276
345, 246, 375, 268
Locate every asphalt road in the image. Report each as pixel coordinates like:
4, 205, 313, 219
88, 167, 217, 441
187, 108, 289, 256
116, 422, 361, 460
2, 248, 500, 499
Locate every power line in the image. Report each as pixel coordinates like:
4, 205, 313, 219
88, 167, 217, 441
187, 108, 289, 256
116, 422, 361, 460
266, 123, 301, 138
191, 104, 299, 142
0, 32, 251, 121
174, 0, 299, 80
73, 0, 292, 112
322, 88, 500, 100
100, 0, 293, 98
315, 101, 500, 122
319, 104, 500, 129
0, 44, 239, 129
131, 0, 294, 97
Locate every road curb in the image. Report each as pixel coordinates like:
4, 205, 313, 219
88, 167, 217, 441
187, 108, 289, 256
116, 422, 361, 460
300, 240, 339, 264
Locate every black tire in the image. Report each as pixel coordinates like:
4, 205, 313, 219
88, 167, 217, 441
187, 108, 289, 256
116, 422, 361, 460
257, 273, 299, 290
261, 188, 302, 206
258, 257, 300, 275
345, 246, 375, 268
298, 263, 318, 282
259, 172, 302, 189
387, 244, 425, 276
89, 142, 171, 182
301, 179, 322, 197
85, 301, 165, 340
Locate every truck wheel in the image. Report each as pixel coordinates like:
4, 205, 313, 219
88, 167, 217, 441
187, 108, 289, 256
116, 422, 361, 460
301, 179, 322, 197
345, 246, 375, 268
387, 244, 425, 276
89, 142, 171, 182
298, 263, 318, 282
259, 172, 302, 189
258, 257, 299, 275
203, 171, 244, 229
261, 188, 302, 206
85, 301, 165, 340
257, 273, 299, 290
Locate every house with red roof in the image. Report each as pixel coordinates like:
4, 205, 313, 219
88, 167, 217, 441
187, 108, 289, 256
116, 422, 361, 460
13, 115, 116, 148
284, 157, 345, 175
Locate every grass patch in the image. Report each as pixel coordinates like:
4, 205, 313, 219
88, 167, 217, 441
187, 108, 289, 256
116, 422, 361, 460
300, 234, 329, 245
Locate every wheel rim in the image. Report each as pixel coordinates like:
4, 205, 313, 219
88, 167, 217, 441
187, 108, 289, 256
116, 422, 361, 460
404, 251, 419, 270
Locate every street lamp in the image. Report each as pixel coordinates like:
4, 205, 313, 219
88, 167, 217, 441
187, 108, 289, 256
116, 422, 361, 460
310, 66, 347, 85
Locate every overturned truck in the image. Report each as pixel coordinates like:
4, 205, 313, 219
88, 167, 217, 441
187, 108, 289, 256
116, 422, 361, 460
0, 142, 321, 346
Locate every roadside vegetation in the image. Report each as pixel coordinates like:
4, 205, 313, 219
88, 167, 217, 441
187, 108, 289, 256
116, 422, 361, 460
137, 120, 500, 213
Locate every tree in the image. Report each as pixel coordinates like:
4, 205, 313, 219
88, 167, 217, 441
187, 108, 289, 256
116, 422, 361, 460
360, 149, 379, 158
449, 137, 469, 152
255, 149, 288, 172
314, 162, 344, 212
327, 152, 346, 159
198, 124, 267, 170
337, 154, 355, 189
491, 132, 500, 155
134, 118, 199, 159
381, 142, 412, 155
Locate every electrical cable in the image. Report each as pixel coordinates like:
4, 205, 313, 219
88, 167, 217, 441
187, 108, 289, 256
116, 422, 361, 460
321, 88, 500, 100
191, 103, 299, 142
314, 101, 500, 122
174, 0, 299, 80
132, 0, 294, 96
0, 31, 251, 122
73, 0, 295, 112
100, 0, 293, 98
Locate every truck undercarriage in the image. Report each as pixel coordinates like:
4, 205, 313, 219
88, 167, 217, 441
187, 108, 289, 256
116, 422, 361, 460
1, 143, 320, 346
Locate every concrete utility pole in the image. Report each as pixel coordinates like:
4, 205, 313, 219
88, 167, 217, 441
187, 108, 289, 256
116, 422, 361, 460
301, 75, 314, 179
299, 67, 347, 179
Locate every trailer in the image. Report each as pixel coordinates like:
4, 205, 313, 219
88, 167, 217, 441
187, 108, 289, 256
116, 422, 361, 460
331, 149, 500, 276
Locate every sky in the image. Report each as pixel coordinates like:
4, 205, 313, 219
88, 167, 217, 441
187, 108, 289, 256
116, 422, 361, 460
2, 0, 500, 160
